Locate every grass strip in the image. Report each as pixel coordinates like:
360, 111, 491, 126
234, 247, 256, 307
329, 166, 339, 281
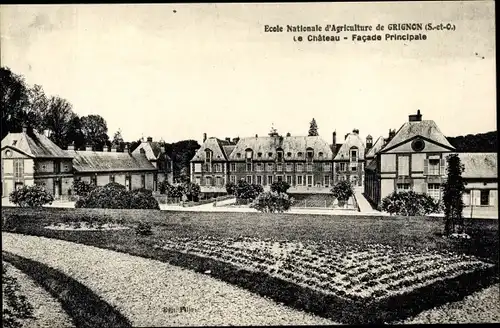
2, 251, 132, 328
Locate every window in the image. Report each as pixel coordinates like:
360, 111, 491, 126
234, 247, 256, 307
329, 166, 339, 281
206, 176, 213, 186
268, 152, 273, 158
216, 176, 222, 186
246, 175, 252, 184
480, 190, 490, 206
257, 152, 262, 158
297, 176, 303, 186
286, 175, 292, 185
267, 176, 273, 184
196, 177, 201, 185
318, 152, 323, 158
287, 152, 292, 158
141, 175, 146, 188
397, 183, 411, 192
428, 159, 440, 175
256, 176, 262, 185
214, 163, 222, 172
256, 163, 263, 172
323, 163, 331, 172
14, 160, 24, 178
277, 176, 283, 182
205, 150, 212, 162
230, 175, 236, 183
194, 163, 202, 173
350, 148, 358, 162
267, 163, 274, 171
203, 163, 211, 172
246, 163, 252, 171
277, 163, 283, 172
351, 163, 357, 172
297, 152, 303, 158
230, 163, 236, 172
427, 183, 441, 201
307, 150, 314, 160
397, 155, 410, 177
307, 175, 313, 187
306, 163, 313, 172
339, 163, 346, 171
286, 163, 293, 172
277, 151, 284, 161
246, 150, 253, 159
324, 175, 331, 187
236, 153, 241, 159
109, 175, 115, 183
296, 163, 304, 172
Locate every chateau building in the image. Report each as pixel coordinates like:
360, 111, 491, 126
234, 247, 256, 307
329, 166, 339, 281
332, 129, 366, 187
190, 128, 336, 194
364, 110, 498, 213
1, 127, 74, 198
132, 137, 174, 184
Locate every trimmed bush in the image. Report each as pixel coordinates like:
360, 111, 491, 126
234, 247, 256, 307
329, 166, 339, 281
270, 181, 291, 194
9, 185, 54, 208
72, 180, 97, 197
183, 182, 201, 202
330, 181, 354, 207
250, 191, 294, 213
135, 221, 153, 236
75, 183, 159, 210
381, 191, 440, 216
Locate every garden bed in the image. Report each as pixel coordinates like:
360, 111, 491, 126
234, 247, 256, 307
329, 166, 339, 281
155, 236, 498, 324
45, 222, 130, 231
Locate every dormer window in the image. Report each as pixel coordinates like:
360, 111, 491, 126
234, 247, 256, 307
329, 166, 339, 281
245, 149, 253, 159
12, 140, 17, 146
297, 152, 303, 158
205, 149, 212, 163
318, 152, 324, 158
350, 147, 358, 162
268, 152, 273, 158
257, 152, 262, 158
307, 150, 314, 158
277, 150, 284, 161
236, 153, 241, 159
287, 152, 292, 157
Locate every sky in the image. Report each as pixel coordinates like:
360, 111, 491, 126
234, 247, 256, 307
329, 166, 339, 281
0, 2, 496, 145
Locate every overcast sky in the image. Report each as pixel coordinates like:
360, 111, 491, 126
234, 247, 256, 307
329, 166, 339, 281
1, 2, 495, 144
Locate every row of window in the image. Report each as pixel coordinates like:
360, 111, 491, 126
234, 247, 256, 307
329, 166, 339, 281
396, 183, 493, 206
196, 162, 333, 173
197, 175, 332, 187
397, 156, 444, 177
204, 149, 337, 162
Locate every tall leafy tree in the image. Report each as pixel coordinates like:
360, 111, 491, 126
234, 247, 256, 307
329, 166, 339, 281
164, 140, 201, 182
25, 84, 48, 133
442, 154, 466, 235
1, 67, 30, 138
42, 96, 75, 148
80, 114, 109, 150
112, 129, 124, 146
66, 114, 86, 150
308, 118, 319, 136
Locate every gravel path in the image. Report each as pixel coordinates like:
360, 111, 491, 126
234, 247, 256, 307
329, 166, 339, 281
2, 233, 336, 327
3, 261, 75, 328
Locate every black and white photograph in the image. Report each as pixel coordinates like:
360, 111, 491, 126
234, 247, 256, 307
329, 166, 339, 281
1, 1, 498, 326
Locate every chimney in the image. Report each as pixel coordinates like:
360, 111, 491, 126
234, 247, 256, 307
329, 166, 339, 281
147, 136, 153, 142
232, 137, 240, 144
345, 133, 349, 140
255, 134, 258, 138
332, 131, 337, 147
68, 143, 75, 151
409, 109, 423, 122
366, 135, 373, 149
203, 133, 207, 143
225, 137, 231, 142
85, 144, 93, 151
352, 129, 359, 135
388, 129, 396, 141
124, 143, 129, 153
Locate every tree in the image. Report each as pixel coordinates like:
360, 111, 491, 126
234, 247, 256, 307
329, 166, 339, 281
270, 181, 291, 194
183, 182, 201, 201
81, 115, 109, 150
1, 67, 30, 138
66, 115, 86, 150
25, 84, 48, 133
42, 96, 75, 148
250, 191, 294, 213
308, 118, 319, 136
72, 180, 96, 197
164, 140, 201, 181
442, 154, 466, 235
9, 185, 54, 208
447, 131, 497, 153
234, 180, 262, 204
331, 180, 354, 207
112, 129, 124, 148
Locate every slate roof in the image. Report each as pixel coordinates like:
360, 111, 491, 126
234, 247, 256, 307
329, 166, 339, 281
365, 136, 385, 158
227, 135, 334, 161
132, 141, 172, 161
67, 150, 156, 173
382, 120, 454, 152
333, 133, 366, 161
191, 137, 230, 162
458, 152, 497, 179
1, 131, 73, 158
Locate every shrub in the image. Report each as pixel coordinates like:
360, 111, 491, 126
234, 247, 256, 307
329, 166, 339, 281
135, 221, 153, 236
442, 153, 467, 235
225, 181, 236, 195
331, 181, 354, 207
381, 191, 440, 216
183, 182, 201, 202
270, 181, 291, 194
72, 180, 97, 197
250, 191, 294, 213
9, 185, 54, 208
76, 183, 159, 210
130, 189, 160, 210
166, 184, 184, 198
234, 180, 261, 203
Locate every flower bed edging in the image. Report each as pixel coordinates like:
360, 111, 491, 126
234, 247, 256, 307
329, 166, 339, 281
2, 252, 132, 328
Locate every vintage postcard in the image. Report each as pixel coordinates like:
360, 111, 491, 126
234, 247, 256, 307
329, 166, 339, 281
1, 1, 497, 327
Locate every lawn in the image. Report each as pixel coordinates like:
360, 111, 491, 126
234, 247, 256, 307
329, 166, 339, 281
2, 207, 499, 324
